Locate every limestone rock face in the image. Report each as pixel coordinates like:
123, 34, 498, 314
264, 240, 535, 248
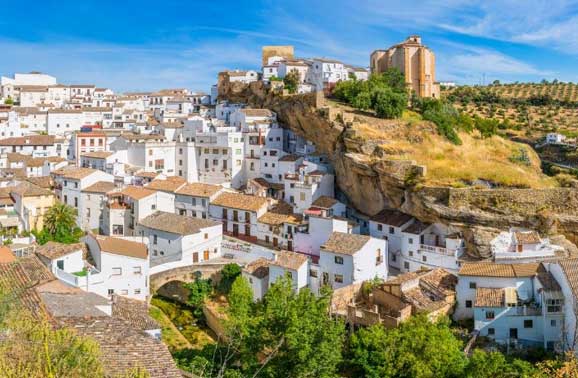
221, 82, 578, 256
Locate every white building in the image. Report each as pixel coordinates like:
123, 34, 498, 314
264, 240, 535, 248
369, 209, 415, 269
546, 133, 566, 144
309, 58, 349, 91
174, 182, 223, 219
242, 258, 270, 301
80, 181, 116, 232
0, 135, 57, 157
52, 167, 114, 227
268, 250, 309, 292
549, 258, 578, 352
83, 234, 150, 301
456, 262, 563, 350
313, 232, 387, 292
137, 211, 222, 274
226, 70, 259, 84
209, 192, 269, 240
491, 229, 564, 263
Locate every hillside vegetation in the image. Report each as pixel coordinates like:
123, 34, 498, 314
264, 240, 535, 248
328, 99, 556, 189
444, 83, 578, 140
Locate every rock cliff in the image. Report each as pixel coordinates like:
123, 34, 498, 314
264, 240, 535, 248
220, 81, 578, 257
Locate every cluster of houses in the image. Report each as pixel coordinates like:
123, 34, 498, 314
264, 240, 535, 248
1, 45, 578, 372
219, 46, 368, 94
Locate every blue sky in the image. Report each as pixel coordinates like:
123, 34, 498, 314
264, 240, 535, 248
2, 0, 578, 92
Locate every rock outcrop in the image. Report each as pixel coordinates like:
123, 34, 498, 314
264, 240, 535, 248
220, 81, 578, 256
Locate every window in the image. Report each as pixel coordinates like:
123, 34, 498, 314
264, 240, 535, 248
204, 233, 208, 239
469, 282, 477, 289
465, 300, 472, 308
299, 192, 305, 201
404, 262, 409, 269
310, 269, 318, 278
120, 289, 129, 295
74, 197, 78, 208
153, 235, 158, 245
488, 328, 495, 335
334, 256, 344, 264
133, 267, 142, 274
409, 251, 413, 257
422, 255, 427, 262
376, 249, 383, 265
151, 204, 156, 210
392, 254, 397, 262
148, 149, 153, 156
134, 289, 141, 295
155, 159, 164, 170
408, 238, 413, 244
486, 311, 495, 319
112, 225, 123, 235
107, 289, 114, 295
551, 319, 557, 327
112, 267, 122, 276
389, 227, 395, 234
334, 274, 343, 283
524, 320, 533, 328
377, 224, 383, 231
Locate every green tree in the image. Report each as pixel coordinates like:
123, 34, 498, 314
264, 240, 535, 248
184, 278, 212, 317
218, 263, 242, 294
3, 97, 13, 105
228, 277, 345, 378
464, 350, 536, 378
36, 202, 83, 244
348, 316, 467, 378
371, 87, 407, 119
283, 69, 300, 94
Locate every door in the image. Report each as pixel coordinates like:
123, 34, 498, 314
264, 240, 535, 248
288, 240, 293, 251
193, 252, 199, 263
273, 237, 278, 247
509, 328, 518, 339
203, 250, 210, 260
57, 260, 64, 270
322, 272, 329, 285
517, 244, 523, 252
245, 224, 251, 237
233, 224, 239, 237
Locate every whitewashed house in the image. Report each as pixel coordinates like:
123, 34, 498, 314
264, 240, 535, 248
398, 221, 465, 274
456, 262, 563, 350
309, 58, 349, 91
312, 232, 387, 293
174, 182, 223, 219
36, 242, 86, 276
103, 185, 173, 236
137, 211, 222, 274
549, 258, 578, 352
268, 250, 309, 292
369, 209, 415, 269
283, 166, 334, 214
52, 167, 114, 226
209, 192, 269, 240
491, 229, 564, 263
83, 234, 150, 301
242, 258, 270, 301
0, 135, 57, 157
80, 181, 116, 232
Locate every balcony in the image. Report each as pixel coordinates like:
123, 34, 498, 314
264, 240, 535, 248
418, 244, 460, 256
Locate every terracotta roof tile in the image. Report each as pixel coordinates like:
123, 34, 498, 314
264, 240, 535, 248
36, 241, 85, 260
120, 185, 156, 200
139, 211, 219, 235
83, 181, 116, 194
321, 232, 371, 255
94, 235, 148, 259
271, 251, 308, 270
243, 258, 270, 279
212, 192, 268, 212
311, 196, 339, 209
459, 262, 540, 277
370, 209, 414, 227
175, 182, 222, 198
0, 135, 55, 146
146, 177, 186, 193
53, 167, 99, 180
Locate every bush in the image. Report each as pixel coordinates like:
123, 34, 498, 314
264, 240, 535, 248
332, 68, 408, 119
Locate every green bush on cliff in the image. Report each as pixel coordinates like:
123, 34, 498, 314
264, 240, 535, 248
333, 69, 408, 119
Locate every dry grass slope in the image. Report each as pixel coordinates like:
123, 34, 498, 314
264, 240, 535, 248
328, 100, 556, 188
